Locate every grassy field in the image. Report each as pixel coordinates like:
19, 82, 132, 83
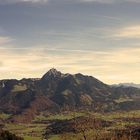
35, 111, 85, 121
24, 136, 41, 140
1, 111, 85, 140
0, 113, 11, 120
3, 123, 46, 140
49, 135, 60, 140
2, 110, 140, 140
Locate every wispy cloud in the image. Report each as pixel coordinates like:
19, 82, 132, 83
0, 46, 139, 84
1, 0, 140, 5
0, 36, 13, 45
0, 0, 139, 84
0, 0, 49, 5
114, 25, 140, 38
125, 0, 140, 3
19, 0, 48, 3
81, 0, 140, 4
81, 0, 114, 4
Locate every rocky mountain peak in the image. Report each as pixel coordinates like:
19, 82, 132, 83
41, 68, 63, 80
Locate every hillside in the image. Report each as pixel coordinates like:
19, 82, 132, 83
0, 68, 140, 122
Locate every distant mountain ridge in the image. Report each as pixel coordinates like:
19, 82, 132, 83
112, 83, 140, 89
0, 68, 140, 123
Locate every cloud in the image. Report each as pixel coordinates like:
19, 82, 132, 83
81, 0, 114, 4
1, 0, 140, 5
80, 0, 140, 4
0, 46, 139, 84
114, 26, 140, 38
0, 36, 13, 45
19, 0, 48, 3
125, 0, 140, 3
0, 0, 49, 5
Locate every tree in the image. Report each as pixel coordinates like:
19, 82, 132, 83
0, 130, 24, 140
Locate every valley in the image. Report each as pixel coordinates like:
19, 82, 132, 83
1, 110, 140, 140
0, 69, 140, 140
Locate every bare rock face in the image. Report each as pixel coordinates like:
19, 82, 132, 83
42, 68, 63, 80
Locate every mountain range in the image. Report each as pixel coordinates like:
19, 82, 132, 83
112, 83, 140, 89
0, 68, 140, 123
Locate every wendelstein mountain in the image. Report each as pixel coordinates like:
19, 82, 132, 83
0, 68, 140, 122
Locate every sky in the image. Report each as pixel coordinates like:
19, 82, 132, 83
0, 0, 140, 84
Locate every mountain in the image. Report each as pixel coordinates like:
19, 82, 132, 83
0, 68, 140, 122
112, 83, 140, 89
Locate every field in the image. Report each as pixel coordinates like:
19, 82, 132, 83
1, 110, 140, 140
